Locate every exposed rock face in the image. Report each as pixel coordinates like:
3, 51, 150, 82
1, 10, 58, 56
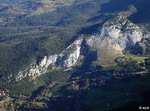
14, 9, 149, 81
15, 39, 83, 81
99, 18, 147, 49
87, 12, 149, 54
39, 55, 58, 67
56, 39, 82, 67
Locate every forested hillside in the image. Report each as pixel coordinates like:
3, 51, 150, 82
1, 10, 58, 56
0, 0, 150, 111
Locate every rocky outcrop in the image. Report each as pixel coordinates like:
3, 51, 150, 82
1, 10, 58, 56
99, 18, 148, 49
87, 10, 149, 53
14, 8, 150, 81
56, 39, 82, 67
15, 39, 83, 81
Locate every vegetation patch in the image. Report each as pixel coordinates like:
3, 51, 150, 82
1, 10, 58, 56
48, 82, 69, 97
125, 54, 149, 63
82, 75, 150, 111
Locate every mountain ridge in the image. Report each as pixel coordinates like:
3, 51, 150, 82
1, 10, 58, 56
10, 7, 150, 82
0, 0, 150, 110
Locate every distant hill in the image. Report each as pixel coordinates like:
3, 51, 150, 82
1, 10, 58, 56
0, 0, 36, 3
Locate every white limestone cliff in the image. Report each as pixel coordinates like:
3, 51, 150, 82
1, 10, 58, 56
14, 11, 149, 81
97, 14, 149, 50
59, 39, 82, 67
15, 39, 83, 81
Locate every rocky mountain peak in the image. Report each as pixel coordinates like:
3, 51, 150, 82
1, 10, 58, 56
12, 9, 150, 81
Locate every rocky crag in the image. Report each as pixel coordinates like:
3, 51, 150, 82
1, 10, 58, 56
13, 8, 149, 81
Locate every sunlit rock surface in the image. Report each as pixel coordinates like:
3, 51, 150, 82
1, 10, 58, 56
14, 10, 149, 81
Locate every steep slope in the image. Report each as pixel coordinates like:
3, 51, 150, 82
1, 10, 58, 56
12, 7, 149, 82
0, 0, 150, 95
0, 0, 109, 82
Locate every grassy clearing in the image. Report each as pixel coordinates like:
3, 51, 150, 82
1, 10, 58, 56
38, 0, 74, 4
125, 54, 149, 63
32, 7, 54, 15
38, 0, 51, 4
93, 47, 122, 67
34, 0, 75, 15
101, 64, 116, 67
48, 82, 69, 97
33, 102, 46, 105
